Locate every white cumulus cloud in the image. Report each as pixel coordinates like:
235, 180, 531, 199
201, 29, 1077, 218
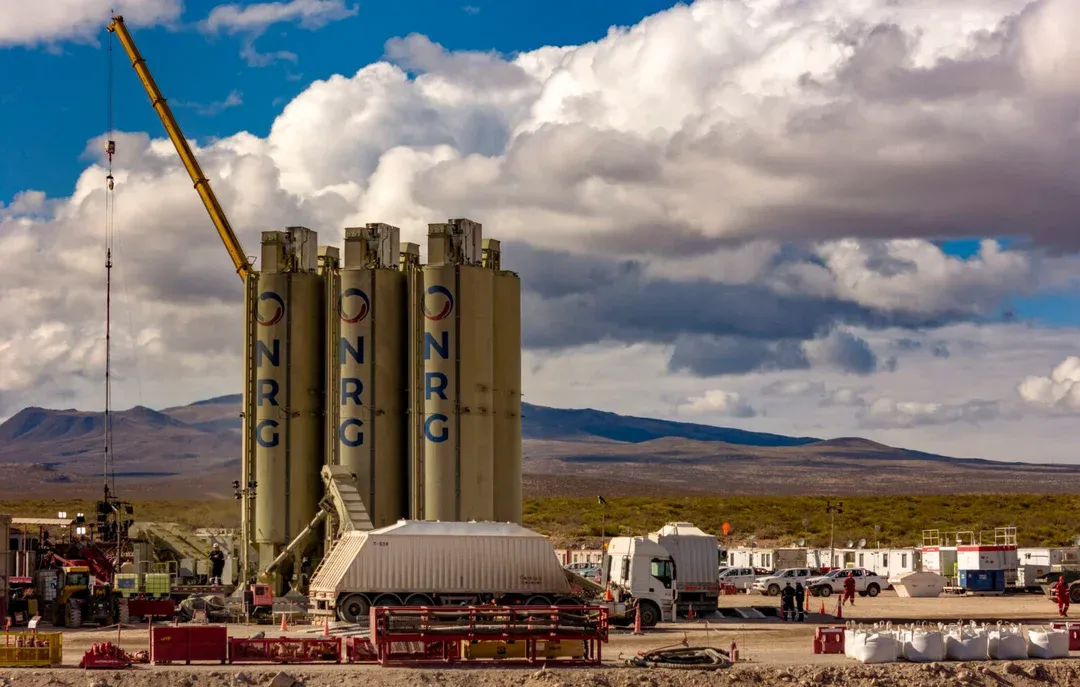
4, 0, 1080, 469
0, 0, 181, 47
1017, 357, 1080, 412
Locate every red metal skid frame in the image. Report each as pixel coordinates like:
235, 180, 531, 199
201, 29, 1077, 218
227, 637, 343, 664
368, 605, 608, 666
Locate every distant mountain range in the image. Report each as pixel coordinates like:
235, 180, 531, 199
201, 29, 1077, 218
3, 394, 1080, 500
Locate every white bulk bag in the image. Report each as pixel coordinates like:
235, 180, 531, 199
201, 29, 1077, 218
988, 627, 1027, 660
945, 626, 988, 661
848, 630, 899, 664
1027, 628, 1069, 659
902, 629, 946, 663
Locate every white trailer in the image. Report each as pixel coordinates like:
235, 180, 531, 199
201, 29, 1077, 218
856, 548, 920, 578
648, 522, 719, 616
308, 521, 578, 622
727, 548, 754, 569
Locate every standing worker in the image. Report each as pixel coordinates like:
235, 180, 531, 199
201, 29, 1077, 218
842, 571, 857, 607
1054, 576, 1070, 617
794, 581, 806, 622
780, 581, 795, 621
208, 543, 226, 586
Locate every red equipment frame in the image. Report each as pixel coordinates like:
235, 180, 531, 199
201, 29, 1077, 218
369, 605, 608, 666
227, 637, 343, 664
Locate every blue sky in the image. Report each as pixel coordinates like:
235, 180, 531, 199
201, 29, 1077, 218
0, 0, 680, 202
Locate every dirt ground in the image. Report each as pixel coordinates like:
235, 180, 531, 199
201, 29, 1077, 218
3, 591, 1080, 686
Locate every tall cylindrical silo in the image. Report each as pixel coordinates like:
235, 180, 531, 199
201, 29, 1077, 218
484, 239, 523, 524
252, 227, 325, 582
422, 219, 494, 522
328, 224, 407, 529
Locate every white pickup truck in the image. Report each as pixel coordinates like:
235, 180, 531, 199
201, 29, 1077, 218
752, 568, 815, 596
805, 568, 886, 598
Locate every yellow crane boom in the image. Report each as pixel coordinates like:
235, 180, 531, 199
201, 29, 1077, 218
107, 15, 253, 281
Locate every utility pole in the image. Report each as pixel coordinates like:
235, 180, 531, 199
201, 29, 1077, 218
826, 500, 843, 571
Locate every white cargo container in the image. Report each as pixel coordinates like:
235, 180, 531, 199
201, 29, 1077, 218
649, 522, 719, 615
1018, 548, 1079, 567
308, 521, 576, 622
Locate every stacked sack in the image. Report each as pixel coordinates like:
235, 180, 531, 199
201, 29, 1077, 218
841, 621, 1070, 663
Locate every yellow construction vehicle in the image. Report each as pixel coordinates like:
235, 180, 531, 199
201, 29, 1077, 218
39, 563, 117, 627
106, 14, 253, 281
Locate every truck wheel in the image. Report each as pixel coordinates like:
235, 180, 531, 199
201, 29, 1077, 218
1070, 585, 1080, 604
337, 594, 370, 624
372, 594, 401, 608
66, 599, 82, 628
403, 594, 433, 607
526, 595, 552, 606
638, 602, 660, 628
866, 584, 880, 598
767, 584, 780, 597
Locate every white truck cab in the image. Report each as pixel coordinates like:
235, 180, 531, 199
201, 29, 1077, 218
601, 536, 676, 627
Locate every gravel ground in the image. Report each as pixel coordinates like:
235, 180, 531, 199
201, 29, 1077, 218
2, 591, 1078, 686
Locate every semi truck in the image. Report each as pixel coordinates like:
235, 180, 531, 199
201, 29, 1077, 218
308, 521, 584, 622
648, 522, 719, 616
600, 535, 678, 627
308, 520, 677, 629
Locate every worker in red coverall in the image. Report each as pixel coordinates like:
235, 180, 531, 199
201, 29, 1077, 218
842, 572, 857, 606
1054, 576, 1070, 617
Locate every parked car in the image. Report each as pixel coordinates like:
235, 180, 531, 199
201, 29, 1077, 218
805, 568, 886, 598
718, 566, 758, 591
752, 568, 815, 596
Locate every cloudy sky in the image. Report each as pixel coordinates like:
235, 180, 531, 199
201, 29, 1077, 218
3, 0, 1080, 463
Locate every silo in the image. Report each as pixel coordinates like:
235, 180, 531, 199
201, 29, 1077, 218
251, 227, 325, 580
484, 239, 523, 524
326, 224, 407, 529
422, 219, 495, 522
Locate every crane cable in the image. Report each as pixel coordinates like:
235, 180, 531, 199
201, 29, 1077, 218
104, 19, 116, 500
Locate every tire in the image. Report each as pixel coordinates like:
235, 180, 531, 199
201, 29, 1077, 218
337, 594, 370, 624
817, 585, 832, 598
1070, 585, 1080, 605
526, 595, 552, 606
866, 584, 880, 598
372, 594, 401, 609
767, 584, 780, 597
403, 594, 434, 607
637, 602, 660, 628
66, 599, 82, 628
118, 599, 130, 625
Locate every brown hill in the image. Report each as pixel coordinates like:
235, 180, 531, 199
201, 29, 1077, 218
2, 395, 1080, 499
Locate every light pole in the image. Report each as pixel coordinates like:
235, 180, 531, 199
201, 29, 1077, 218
826, 500, 843, 570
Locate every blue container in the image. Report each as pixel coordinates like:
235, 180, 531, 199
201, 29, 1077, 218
960, 569, 1005, 592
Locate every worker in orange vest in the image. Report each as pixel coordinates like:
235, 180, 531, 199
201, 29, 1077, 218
842, 572, 857, 606
1054, 576, 1070, 617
